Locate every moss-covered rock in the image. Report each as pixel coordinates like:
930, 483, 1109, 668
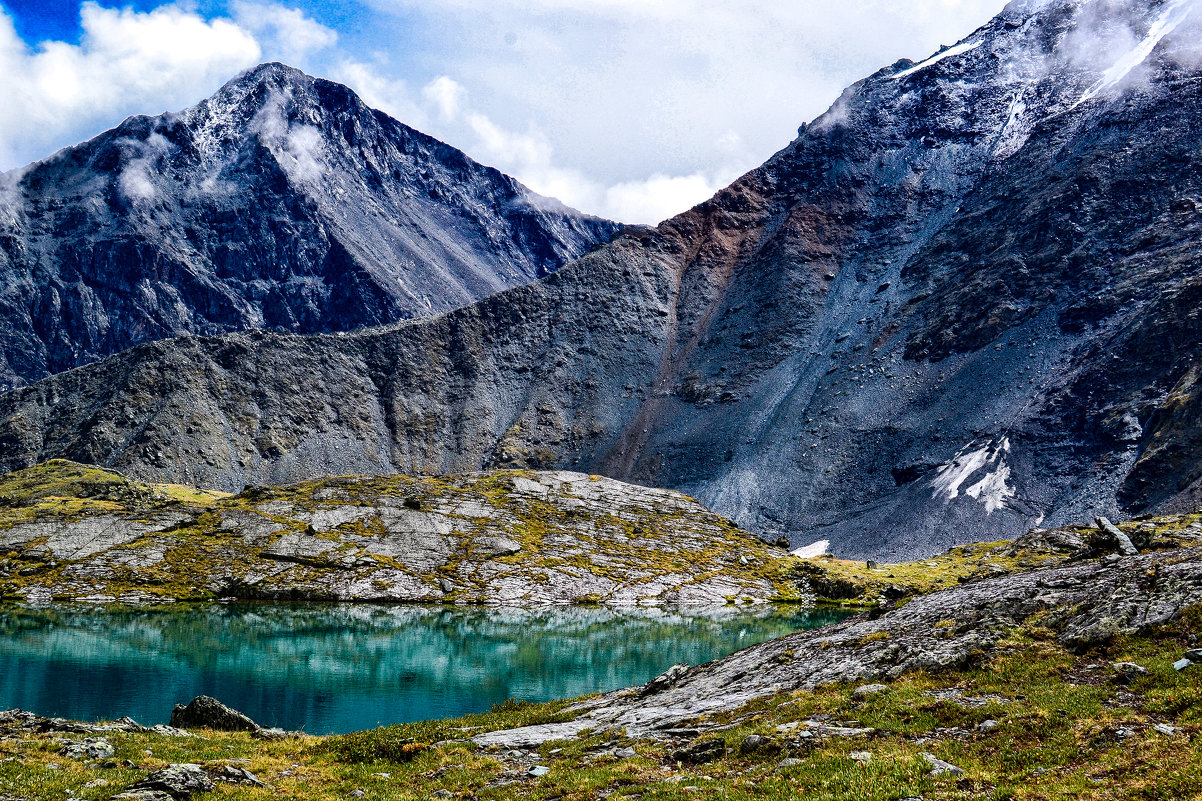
0, 461, 795, 605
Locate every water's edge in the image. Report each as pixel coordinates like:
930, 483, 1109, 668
0, 602, 851, 734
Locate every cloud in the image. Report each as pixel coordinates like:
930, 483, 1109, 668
0, 1, 336, 171
353, 0, 1011, 196
117, 131, 171, 203
231, 1, 338, 65
423, 76, 468, 121
380, 73, 733, 223
333, 60, 431, 131
251, 89, 326, 182
0, 0, 1020, 222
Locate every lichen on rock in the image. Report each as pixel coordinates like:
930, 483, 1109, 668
0, 461, 794, 605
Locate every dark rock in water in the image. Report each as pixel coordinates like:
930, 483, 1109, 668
169, 696, 258, 732
126, 764, 214, 798
671, 738, 727, 765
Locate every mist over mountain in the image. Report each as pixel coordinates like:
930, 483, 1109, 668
2, 0, 1202, 559
0, 62, 618, 390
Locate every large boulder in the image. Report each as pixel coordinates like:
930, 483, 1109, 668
168, 697, 258, 732
125, 764, 214, 798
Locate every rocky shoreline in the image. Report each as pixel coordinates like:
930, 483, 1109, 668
2, 525, 1200, 800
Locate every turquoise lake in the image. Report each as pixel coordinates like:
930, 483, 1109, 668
0, 604, 848, 734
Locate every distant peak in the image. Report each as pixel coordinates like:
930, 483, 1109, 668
215, 62, 313, 100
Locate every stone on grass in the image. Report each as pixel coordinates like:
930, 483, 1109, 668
737, 734, 782, 756
251, 727, 299, 741
612, 747, 637, 759
1153, 723, 1180, 737
671, 738, 727, 765
853, 684, 888, 697
977, 720, 999, 733
1095, 517, 1139, 556
849, 751, 872, 763
146, 725, 193, 738
920, 752, 964, 777
127, 763, 214, 798
1173, 658, 1192, 671
1185, 649, 1202, 661
169, 697, 258, 732
212, 765, 264, 786
1111, 662, 1148, 679
58, 737, 115, 760
112, 790, 174, 801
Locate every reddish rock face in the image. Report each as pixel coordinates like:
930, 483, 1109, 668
4, 1, 1202, 559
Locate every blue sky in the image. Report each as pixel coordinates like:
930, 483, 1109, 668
0, 0, 1010, 222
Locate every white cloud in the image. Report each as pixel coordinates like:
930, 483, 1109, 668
356, 0, 1011, 193
117, 131, 171, 203
423, 76, 468, 121
376, 73, 731, 222
0, 1, 335, 171
231, 1, 338, 65
0, 0, 1020, 222
333, 60, 430, 131
250, 89, 326, 182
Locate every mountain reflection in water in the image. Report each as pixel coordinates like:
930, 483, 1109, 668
0, 603, 850, 734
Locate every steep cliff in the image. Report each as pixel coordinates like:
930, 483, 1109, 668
2, 1, 1202, 557
0, 63, 618, 389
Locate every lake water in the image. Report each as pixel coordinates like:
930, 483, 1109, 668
0, 603, 848, 734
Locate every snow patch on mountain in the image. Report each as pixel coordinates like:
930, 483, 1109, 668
892, 39, 984, 80
791, 540, 830, 559
1077, 0, 1198, 105
931, 438, 1016, 515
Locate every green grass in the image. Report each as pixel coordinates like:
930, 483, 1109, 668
3, 612, 1200, 801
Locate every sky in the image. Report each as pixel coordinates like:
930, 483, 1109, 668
0, 0, 1011, 223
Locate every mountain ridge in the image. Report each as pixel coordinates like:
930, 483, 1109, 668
0, 61, 619, 390
2, 0, 1202, 558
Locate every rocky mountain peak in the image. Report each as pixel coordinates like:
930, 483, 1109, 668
2, 0, 1201, 560
0, 64, 618, 390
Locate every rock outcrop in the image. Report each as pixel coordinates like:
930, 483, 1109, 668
2, 2, 1202, 558
0, 62, 618, 390
0, 461, 790, 604
487, 544, 1202, 742
169, 697, 258, 733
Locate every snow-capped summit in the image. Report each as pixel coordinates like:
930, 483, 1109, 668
0, 63, 618, 389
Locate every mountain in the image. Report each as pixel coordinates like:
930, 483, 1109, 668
1, 0, 1201, 559
0, 62, 619, 390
